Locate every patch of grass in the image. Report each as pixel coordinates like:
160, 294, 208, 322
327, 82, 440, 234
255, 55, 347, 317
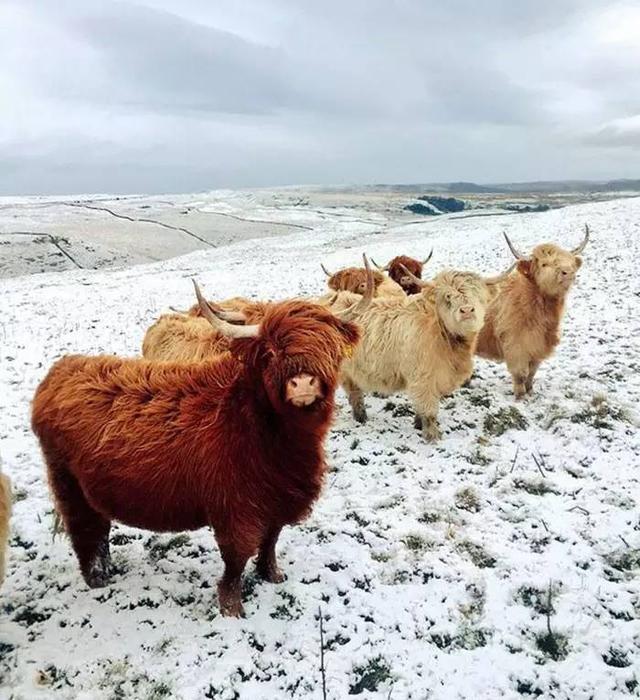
12, 487, 28, 502
466, 447, 491, 466
459, 582, 486, 621
571, 394, 628, 430
515, 680, 543, 696
348, 656, 392, 695
602, 648, 631, 668
147, 534, 191, 562
456, 626, 491, 650
370, 551, 391, 563
535, 629, 569, 661
516, 585, 557, 615
417, 510, 441, 524
454, 486, 481, 512
345, 511, 370, 527
270, 590, 301, 621
146, 681, 173, 700
35, 664, 73, 689
457, 540, 496, 568
402, 534, 431, 552
513, 477, 558, 496
484, 406, 528, 437
603, 549, 640, 582
326, 633, 350, 651
111, 533, 137, 546
467, 392, 491, 408
430, 625, 491, 651
14, 606, 51, 626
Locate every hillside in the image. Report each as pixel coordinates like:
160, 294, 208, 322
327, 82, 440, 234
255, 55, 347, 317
1, 195, 639, 699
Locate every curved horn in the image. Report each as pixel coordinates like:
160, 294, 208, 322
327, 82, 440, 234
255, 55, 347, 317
320, 263, 333, 277
484, 261, 517, 285
572, 224, 590, 255
169, 305, 189, 315
421, 250, 434, 266
333, 253, 374, 321
192, 280, 259, 338
370, 257, 389, 272
207, 303, 248, 324
399, 263, 429, 289
503, 232, 528, 260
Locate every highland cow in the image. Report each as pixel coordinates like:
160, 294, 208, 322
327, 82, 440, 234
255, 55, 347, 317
0, 458, 11, 585
142, 313, 233, 362
321, 263, 405, 299
32, 277, 372, 617
476, 227, 589, 398
331, 265, 510, 441
372, 252, 433, 295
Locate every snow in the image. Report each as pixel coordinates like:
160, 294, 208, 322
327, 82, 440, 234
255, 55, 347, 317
1, 193, 639, 699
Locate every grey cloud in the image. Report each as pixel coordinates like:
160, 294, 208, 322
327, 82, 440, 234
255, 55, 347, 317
1, 0, 639, 194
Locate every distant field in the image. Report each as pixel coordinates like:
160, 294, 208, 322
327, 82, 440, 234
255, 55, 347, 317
1, 187, 635, 278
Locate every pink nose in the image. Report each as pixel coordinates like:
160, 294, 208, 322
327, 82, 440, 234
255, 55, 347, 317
285, 374, 323, 406
459, 305, 475, 319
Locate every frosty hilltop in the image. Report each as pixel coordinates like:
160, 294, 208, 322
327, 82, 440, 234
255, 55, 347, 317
0, 187, 639, 699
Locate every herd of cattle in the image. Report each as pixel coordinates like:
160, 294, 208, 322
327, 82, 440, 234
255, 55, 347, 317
0, 226, 589, 617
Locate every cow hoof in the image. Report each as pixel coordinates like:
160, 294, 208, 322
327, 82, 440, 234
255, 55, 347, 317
413, 414, 423, 430
219, 596, 245, 618
422, 426, 441, 442
84, 569, 111, 589
258, 566, 286, 584
353, 409, 368, 424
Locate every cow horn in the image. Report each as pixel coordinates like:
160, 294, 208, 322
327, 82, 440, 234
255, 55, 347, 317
320, 263, 333, 277
169, 306, 189, 315
399, 263, 429, 289
371, 257, 389, 272
206, 301, 248, 324
572, 224, 590, 255
192, 280, 259, 338
421, 250, 434, 265
503, 232, 528, 260
333, 254, 374, 321
484, 261, 517, 285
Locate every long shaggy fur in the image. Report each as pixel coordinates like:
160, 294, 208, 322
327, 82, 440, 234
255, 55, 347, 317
476, 243, 583, 397
32, 301, 360, 616
142, 314, 232, 361
333, 271, 491, 441
0, 460, 11, 585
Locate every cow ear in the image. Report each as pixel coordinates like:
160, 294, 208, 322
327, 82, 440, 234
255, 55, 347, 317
517, 260, 532, 278
337, 319, 361, 348
574, 256, 583, 269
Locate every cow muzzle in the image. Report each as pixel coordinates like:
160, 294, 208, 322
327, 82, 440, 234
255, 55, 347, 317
458, 305, 476, 321
286, 373, 323, 407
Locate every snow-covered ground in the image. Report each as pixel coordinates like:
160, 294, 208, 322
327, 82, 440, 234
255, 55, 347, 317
1, 194, 639, 699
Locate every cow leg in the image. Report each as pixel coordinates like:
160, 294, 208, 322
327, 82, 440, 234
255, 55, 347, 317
413, 413, 423, 431
525, 360, 541, 394
343, 377, 367, 424
47, 454, 112, 588
408, 387, 441, 442
256, 524, 285, 583
216, 541, 252, 618
505, 357, 529, 400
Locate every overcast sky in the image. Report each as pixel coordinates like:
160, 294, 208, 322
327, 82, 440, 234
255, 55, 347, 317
1, 0, 639, 194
